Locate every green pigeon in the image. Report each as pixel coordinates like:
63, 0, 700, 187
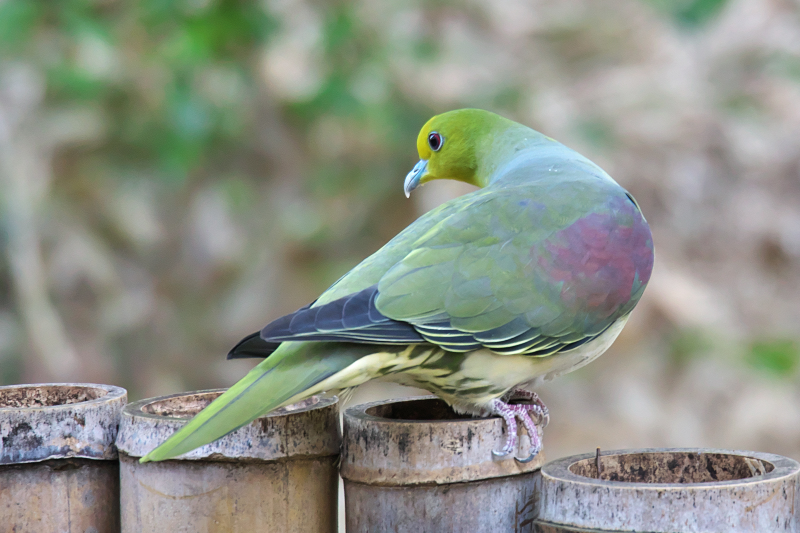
141, 109, 654, 463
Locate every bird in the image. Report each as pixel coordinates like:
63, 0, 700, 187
141, 108, 654, 463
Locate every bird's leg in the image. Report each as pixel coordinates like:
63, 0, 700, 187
506, 389, 550, 428
490, 398, 543, 463
490, 399, 518, 457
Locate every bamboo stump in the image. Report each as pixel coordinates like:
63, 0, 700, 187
0, 383, 127, 533
533, 448, 800, 532
116, 389, 340, 533
341, 396, 545, 532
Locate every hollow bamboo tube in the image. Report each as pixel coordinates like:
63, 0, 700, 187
0, 382, 127, 532
533, 448, 800, 532
116, 389, 340, 533
341, 396, 546, 532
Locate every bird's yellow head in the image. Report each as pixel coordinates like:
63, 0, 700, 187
404, 108, 521, 197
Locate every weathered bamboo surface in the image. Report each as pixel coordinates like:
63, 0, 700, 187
116, 390, 340, 533
119, 453, 337, 532
0, 458, 120, 532
0, 383, 127, 532
533, 448, 800, 532
341, 396, 545, 532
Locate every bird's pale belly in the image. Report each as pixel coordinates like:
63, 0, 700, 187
286, 316, 628, 413
383, 315, 629, 415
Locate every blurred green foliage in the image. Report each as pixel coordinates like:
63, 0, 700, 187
21, 1, 273, 178
747, 339, 800, 378
0, 0, 429, 187
646, 0, 731, 28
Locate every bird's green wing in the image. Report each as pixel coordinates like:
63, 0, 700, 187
245, 172, 653, 358
375, 175, 653, 355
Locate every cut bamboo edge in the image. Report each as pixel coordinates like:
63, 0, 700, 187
115, 389, 341, 532
116, 389, 340, 461
0, 383, 128, 532
340, 396, 546, 531
340, 395, 545, 485
534, 448, 800, 533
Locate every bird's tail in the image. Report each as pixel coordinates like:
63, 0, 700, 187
140, 340, 377, 462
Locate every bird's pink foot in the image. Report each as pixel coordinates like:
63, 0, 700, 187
490, 396, 544, 463
506, 388, 549, 428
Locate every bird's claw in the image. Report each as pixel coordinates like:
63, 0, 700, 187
493, 432, 539, 462
490, 395, 546, 462
515, 449, 538, 464
494, 446, 540, 463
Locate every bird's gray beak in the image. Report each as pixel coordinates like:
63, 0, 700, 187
404, 159, 428, 198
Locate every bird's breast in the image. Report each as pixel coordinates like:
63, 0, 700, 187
531, 193, 653, 318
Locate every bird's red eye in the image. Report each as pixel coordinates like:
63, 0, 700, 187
428, 132, 443, 152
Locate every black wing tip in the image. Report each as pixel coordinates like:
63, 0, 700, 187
230, 285, 427, 356
255, 285, 425, 345
227, 332, 280, 359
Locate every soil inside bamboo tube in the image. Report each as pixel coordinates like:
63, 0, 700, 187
0, 385, 108, 408
365, 398, 477, 421
570, 451, 775, 483
139, 391, 321, 418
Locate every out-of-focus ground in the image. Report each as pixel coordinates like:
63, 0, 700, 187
1, 0, 800, 469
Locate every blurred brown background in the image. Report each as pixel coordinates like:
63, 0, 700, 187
1, 0, 799, 462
